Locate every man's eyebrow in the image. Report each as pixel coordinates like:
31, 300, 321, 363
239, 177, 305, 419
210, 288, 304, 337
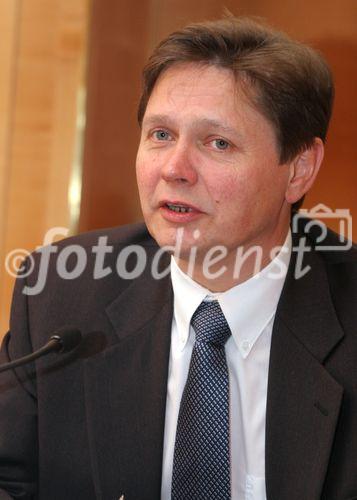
195, 118, 238, 136
142, 114, 239, 136
141, 114, 174, 128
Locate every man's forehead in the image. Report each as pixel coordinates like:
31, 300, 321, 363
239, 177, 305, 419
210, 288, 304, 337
145, 63, 260, 120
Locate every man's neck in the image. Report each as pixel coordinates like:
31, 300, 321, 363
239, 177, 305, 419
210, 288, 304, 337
176, 228, 291, 292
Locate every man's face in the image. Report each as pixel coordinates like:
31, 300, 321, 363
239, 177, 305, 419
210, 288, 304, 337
136, 63, 292, 265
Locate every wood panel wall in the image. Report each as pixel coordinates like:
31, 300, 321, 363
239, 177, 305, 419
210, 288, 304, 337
1, 0, 356, 336
0, 0, 89, 335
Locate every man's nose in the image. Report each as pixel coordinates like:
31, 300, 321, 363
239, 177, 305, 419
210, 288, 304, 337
161, 143, 198, 185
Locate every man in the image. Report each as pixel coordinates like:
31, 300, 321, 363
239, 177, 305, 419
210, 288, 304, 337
0, 16, 356, 500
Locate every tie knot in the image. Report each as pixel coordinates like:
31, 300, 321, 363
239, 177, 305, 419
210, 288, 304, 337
191, 300, 231, 347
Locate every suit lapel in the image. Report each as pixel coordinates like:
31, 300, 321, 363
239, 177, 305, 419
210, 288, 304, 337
266, 241, 344, 500
83, 260, 173, 500
82, 226, 346, 499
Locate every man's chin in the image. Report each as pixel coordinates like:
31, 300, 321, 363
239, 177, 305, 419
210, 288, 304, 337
153, 237, 197, 258
147, 225, 190, 249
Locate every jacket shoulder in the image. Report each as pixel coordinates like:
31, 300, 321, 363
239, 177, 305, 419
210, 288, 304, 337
52, 222, 156, 251
292, 214, 357, 264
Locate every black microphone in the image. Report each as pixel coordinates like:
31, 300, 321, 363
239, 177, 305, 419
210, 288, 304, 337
0, 328, 82, 374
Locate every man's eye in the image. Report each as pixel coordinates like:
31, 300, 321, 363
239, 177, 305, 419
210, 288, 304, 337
212, 139, 230, 150
153, 130, 171, 141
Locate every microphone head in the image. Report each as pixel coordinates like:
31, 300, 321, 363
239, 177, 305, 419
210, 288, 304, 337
50, 328, 82, 353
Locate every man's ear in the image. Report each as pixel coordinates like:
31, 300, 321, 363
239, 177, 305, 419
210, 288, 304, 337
285, 138, 324, 204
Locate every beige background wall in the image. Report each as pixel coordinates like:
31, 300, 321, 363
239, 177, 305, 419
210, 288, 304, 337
1, 0, 356, 337
0, 0, 89, 335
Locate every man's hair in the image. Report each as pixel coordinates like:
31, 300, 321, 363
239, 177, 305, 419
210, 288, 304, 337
137, 16, 334, 210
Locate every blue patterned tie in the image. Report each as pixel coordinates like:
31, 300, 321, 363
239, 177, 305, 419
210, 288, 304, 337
171, 300, 231, 499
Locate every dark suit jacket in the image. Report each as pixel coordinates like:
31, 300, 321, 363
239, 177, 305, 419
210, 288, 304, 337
0, 220, 356, 500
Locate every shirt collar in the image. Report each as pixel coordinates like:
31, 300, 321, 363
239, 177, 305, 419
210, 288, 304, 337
170, 230, 292, 358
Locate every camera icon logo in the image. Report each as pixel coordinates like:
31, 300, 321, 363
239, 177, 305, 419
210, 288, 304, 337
292, 203, 353, 251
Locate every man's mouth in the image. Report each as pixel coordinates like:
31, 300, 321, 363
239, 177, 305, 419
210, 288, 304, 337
166, 203, 194, 213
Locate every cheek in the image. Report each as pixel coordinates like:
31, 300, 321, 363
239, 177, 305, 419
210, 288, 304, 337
210, 171, 268, 228
136, 155, 158, 194
201, 162, 233, 196
209, 170, 248, 207
217, 161, 288, 209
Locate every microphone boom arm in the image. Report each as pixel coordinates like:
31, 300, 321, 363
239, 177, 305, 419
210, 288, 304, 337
0, 329, 82, 374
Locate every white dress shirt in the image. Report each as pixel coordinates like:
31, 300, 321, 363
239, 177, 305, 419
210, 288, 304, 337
161, 232, 292, 500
